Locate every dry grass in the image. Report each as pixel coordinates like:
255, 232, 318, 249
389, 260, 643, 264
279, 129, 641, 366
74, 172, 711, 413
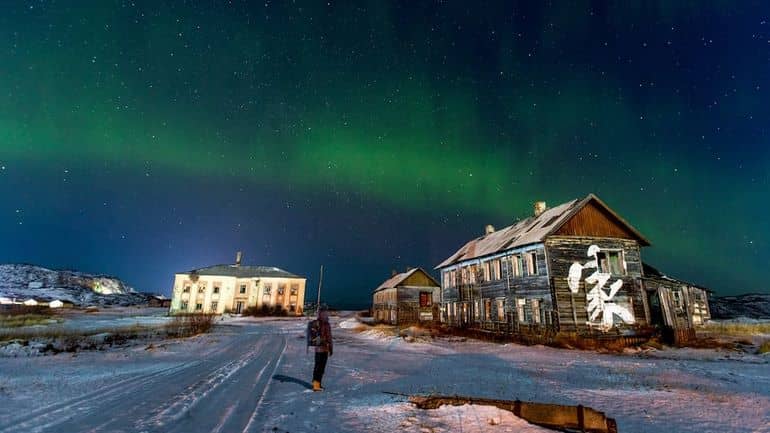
0, 314, 62, 328
758, 340, 770, 354
704, 322, 770, 336
165, 314, 215, 337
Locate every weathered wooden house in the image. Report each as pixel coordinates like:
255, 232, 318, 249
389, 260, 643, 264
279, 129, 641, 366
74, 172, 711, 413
372, 268, 440, 325
643, 263, 711, 342
437, 194, 661, 340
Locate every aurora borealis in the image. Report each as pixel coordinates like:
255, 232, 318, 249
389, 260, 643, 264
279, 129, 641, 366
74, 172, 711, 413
0, 2, 768, 307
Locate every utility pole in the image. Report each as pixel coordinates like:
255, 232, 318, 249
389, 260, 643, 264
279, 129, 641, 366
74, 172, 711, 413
316, 265, 324, 310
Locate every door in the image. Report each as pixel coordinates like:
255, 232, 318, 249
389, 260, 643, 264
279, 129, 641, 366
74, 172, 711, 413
236, 301, 244, 314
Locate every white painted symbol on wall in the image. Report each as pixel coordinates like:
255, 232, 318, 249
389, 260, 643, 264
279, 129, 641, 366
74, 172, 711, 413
567, 245, 635, 329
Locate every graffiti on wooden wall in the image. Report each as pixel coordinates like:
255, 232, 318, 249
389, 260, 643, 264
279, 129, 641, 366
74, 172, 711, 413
567, 245, 635, 329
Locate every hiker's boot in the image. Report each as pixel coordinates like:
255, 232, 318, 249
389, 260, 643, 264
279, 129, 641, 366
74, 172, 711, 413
312, 380, 322, 392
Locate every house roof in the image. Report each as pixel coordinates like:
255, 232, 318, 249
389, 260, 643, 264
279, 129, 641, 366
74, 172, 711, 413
642, 263, 712, 293
436, 193, 650, 269
374, 267, 439, 293
178, 265, 304, 279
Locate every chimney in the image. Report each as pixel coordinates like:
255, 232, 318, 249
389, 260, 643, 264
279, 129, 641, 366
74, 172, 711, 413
235, 251, 243, 267
485, 224, 495, 235
533, 201, 547, 217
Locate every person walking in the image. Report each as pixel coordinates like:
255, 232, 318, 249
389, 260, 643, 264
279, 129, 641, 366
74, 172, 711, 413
312, 308, 333, 392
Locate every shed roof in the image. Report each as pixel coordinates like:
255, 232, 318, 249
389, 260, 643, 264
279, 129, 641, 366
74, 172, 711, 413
436, 194, 650, 269
179, 265, 303, 279
374, 267, 439, 293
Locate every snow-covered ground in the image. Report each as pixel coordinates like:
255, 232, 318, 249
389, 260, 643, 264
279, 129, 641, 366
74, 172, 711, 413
0, 313, 768, 432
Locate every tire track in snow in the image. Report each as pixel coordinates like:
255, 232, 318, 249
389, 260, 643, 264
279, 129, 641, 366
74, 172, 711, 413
0, 361, 199, 433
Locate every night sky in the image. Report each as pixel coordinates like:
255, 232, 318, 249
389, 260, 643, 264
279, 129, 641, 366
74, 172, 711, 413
1, 1, 768, 308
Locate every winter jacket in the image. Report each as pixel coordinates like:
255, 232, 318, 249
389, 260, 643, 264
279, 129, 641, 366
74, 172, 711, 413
315, 319, 333, 355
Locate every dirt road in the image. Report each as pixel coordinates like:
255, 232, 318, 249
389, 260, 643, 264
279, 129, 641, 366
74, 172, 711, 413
0, 325, 286, 433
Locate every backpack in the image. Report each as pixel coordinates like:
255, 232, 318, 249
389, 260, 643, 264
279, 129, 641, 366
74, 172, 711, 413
307, 319, 323, 346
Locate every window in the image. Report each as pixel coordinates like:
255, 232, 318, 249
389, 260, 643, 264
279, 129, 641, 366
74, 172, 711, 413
180, 301, 188, 310
213, 286, 220, 294
290, 284, 299, 295
496, 299, 505, 321
474, 300, 481, 320
183, 286, 191, 293
449, 270, 456, 287
289, 304, 296, 312
210, 301, 218, 311
277, 283, 286, 295
263, 283, 272, 295
195, 303, 202, 311
484, 299, 492, 320
239, 284, 247, 294
511, 255, 522, 277
419, 292, 432, 307
516, 299, 526, 323
672, 290, 683, 310
469, 265, 477, 284
597, 250, 624, 275
197, 284, 206, 293
491, 259, 501, 280
531, 299, 541, 324
526, 252, 537, 276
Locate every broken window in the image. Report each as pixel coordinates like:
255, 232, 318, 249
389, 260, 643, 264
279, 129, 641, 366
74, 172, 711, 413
526, 252, 538, 276
492, 259, 501, 280
496, 299, 505, 321
183, 286, 191, 293
198, 283, 206, 293
210, 301, 218, 311
597, 250, 624, 275
263, 284, 272, 295
277, 283, 286, 295
517, 298, 526, 323
530, 299, 541, 324
484, 299, 492, 320
290, 284, 299, 295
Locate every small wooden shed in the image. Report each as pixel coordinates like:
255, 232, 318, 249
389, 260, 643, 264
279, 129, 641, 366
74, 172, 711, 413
372, 268, 440, 325
643, 263, 711, 343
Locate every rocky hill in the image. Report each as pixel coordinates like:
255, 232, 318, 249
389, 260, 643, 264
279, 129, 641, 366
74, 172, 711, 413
709, 293, 770, 320
0, 264, 150, 307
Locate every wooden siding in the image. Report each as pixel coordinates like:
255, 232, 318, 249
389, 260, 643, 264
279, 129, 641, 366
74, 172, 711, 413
401, 269, 439, 288
554, 201, 641, 241
439, 245, 552, 329
545, 236, 649, 333
645, 279, 711, 330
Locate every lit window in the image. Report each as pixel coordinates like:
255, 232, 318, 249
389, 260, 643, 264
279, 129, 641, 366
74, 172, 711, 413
419, 292, 432, 307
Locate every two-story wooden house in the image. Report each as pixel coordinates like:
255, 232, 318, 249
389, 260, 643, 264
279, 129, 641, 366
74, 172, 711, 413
436, 194, 655, 339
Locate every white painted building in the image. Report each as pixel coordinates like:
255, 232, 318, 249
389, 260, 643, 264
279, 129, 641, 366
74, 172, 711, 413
169, 252, 306, 315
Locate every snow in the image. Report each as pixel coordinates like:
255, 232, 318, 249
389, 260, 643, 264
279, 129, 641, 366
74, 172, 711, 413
0, 311, 768, 432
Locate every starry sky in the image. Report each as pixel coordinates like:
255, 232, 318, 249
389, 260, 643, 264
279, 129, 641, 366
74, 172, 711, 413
0, 1, 768, 307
